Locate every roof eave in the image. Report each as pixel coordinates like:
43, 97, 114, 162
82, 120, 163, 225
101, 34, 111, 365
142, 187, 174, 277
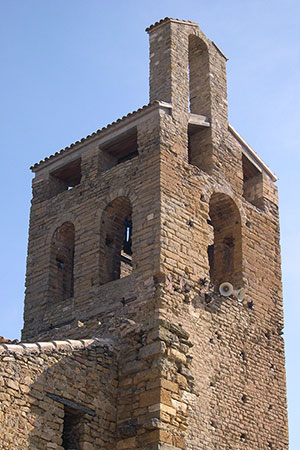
31, 101, 172, 173
228, 124, 277, 182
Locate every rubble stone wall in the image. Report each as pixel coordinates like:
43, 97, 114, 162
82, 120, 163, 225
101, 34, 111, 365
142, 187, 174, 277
0, 339, 117, 450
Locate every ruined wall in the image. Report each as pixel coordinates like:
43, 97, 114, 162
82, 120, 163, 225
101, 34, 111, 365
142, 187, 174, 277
0, 339, 117, 450
0, 322, 197, 450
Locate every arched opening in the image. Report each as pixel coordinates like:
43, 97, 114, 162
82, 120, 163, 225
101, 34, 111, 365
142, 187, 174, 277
100, 197, 133, 284
208, 194, 242, 289
188, 35, 212, 173
188, 35, 210, 116
50, 222, 75, 301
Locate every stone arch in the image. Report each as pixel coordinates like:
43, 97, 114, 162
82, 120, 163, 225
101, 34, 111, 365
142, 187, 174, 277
99, 197, 133, 284
188, 34, 210, 117
49, 222, 75, 301
96, 186, 137, 222
47, 213, 79, 247
208, 193, 243, 288
187, 34, 213, 172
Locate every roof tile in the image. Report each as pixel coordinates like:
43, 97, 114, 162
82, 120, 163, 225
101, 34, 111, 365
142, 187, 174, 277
145, 17, 196, 32
30, 101, 160, 171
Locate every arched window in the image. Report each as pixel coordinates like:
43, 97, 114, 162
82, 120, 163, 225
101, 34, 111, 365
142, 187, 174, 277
50, 222, 75, 300
188, 35, 212, 173
100, 197, 133, 284
208, 194, 242, 288
188, 35, 210, 116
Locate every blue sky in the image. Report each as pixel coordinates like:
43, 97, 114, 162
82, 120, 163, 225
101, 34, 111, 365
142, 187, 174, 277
0, 0, 299, 447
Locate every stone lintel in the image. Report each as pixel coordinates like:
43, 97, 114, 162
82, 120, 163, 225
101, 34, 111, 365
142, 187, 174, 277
188, 113, 211, 127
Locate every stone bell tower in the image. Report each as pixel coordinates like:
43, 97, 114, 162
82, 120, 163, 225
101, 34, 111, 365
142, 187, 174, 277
20, 17, 288, 449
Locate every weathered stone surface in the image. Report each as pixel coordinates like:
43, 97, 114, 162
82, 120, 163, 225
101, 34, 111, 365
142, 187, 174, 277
0, 16, 288, 450
0, 339, 117, 449
139, 341, 166, 360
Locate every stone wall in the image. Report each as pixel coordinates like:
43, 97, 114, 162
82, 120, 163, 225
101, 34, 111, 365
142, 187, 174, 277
23, 103, 169, 342
154, 19, 288, 449
1, 321, 196, 450
17, 17, 289, 450
113, 319, 194, 450
0, 339, 117, 449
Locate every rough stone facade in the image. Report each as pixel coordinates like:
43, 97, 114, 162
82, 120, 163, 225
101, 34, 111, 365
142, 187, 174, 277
0, 339, 117, 449
1, 17, 288, 450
